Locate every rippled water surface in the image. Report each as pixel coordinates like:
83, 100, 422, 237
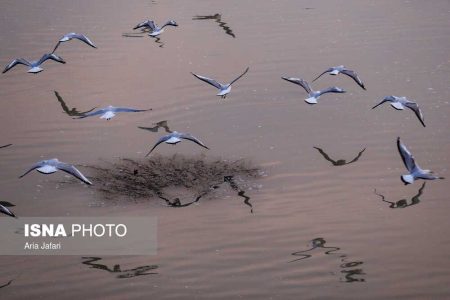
1, 0, 450, 299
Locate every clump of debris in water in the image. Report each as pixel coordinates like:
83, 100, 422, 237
87, 154, 265, 211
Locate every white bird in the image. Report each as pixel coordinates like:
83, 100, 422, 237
0, 203, 16, 218
52, 32, 97, 53
146, 131, 209, 156
19, 158, 92, 185
2, 53, 66, 74
191, 67, 249, 98
372, 96, 425, 127
397, 137, 444, 185
133, 20, 178, 37
312, 65, 366, 90
75, 106, 152, 120
281, 77, 345, 104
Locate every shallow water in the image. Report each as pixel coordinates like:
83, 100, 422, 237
1, 0, 450, 299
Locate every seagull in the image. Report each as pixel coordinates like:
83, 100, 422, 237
52, 33, 97, 53
2, 53, 66, 74
74, 105, 152, 120
146, 131, 209, 156
0, 202, 16, 218
133, 20, 178, 37
312, 65, 366, 90
397, 137, 444, 185
191, 67, 249, 98
281, 77, 345, 104
19, 158, 92, 185
372, 96, 425, 127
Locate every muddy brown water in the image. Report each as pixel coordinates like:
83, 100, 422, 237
1, 0, 450, 299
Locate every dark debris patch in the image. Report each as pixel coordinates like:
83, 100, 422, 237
86, 154, 263, 209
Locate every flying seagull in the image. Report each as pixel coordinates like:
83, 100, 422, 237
281, 77, 345, 104
312, 65, 366, 90
146, 131, 209, 156
397, 137, 444, 185
0, 203, 16, 218
2, 53, 65, 74
191, 67, 249, 98
52, 33, 97, 53
372, 96, 425, 127
74, 105, 152, 120
19, 158, 92, 185
133, 20, 178, 37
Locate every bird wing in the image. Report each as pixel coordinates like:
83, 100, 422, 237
145, 134, 173, 156
281, 77, 312, 94
371, 98, 390, 109
341, 69, 366, 90
318, 86, 345, 95
397, 137, 416, 173
0, 144, 12, 149
19, 162, 43, 178
112, 107, 151, 113
312, 68, 333, 82
38, 53, 66, 65
191, 72, 222, 89
229, 67, 249, 85
74, 108, 107, 119
70, 33, 97, 48
0, 204, 15, 218
56, 162, 92, 185
2, 58, 31, 73
404, 102, 426, 127
179, 133, 209, 150
134, 20, 156, 30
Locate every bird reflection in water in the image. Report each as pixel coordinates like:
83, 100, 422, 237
54, 91, 97, 117
223, 175, 253, 213
313, 147, 366, 166
192, 14, 235, 38
0, 144, 12, 149
0, 279, 13, 289
155, 175, 253, 213
82, 257, 158, 279
374, 182, 426, 209
122, 28, 164, 48
138, 120, 172, 133
290, 237, 366, 283
157, 190, 207, 208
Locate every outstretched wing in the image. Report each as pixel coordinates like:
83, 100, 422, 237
318, 86, 345, 95
312, 68, 333, 82
145, 134, 173, 156
397, 137, 416, 173
371, 98, 391, 109
57, 162, 92, 185
281, 77, 312, 94
404, 102, 426, 127
341, 69, 366, 90
179, 133, 209, 150
19, 162, 43, 178
191, 72, 222, 89
38, 53, 66, 65
134, 20, 156, 31
68, 33, 97, 48
2, 58, 31, 73
229, 67, 249, 85
0, 204, 16, 218
112, 107, 152, 113
74, 108, 107, 119
0, 144, 12, 149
